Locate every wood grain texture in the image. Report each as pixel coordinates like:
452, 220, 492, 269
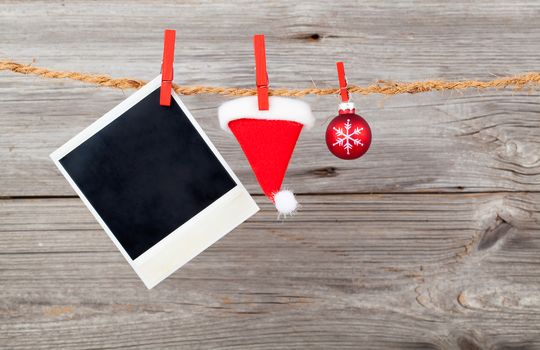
1, 0, 540, 196
1, 0, 539, 349
1, 194, 540, 349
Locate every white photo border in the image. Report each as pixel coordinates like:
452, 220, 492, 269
50, 76, 259, 288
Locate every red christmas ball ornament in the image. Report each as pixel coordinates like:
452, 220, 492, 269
326, 103, 372, 160
326, 62, 372, 160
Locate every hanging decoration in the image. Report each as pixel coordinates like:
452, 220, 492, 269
218, 35, 314, 216
325, 62, 372, 160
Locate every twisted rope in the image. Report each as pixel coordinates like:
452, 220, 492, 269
1, 60, 539, 96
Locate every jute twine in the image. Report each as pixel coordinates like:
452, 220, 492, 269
1, 60, 539, 97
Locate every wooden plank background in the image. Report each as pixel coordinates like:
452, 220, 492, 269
1, 1, 539, 348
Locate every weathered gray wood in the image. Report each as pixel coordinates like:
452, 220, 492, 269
1, 0, 540, 196
1, 194, 540, 349
1, 0, 540, 349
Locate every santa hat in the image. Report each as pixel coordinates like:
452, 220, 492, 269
219, 95, 314, 215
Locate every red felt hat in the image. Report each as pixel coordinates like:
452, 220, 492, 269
219, 96, 314, 215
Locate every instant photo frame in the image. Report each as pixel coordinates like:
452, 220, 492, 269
50, 76, 259, 289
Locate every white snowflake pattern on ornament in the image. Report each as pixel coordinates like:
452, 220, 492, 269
332, 119, 364, 155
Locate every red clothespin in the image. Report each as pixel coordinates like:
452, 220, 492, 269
336, 61, 349, 103
160, 29, 176, 106
253, 34, 269, 110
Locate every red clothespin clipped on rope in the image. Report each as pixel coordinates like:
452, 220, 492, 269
253, 34, 269, 110
160, 29, 176, 106
336, 61, 355, 114
336, 61, 349, 103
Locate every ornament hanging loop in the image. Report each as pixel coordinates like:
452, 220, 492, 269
336, 61, 355, 114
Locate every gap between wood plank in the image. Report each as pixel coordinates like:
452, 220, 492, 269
1, 191, 539, 200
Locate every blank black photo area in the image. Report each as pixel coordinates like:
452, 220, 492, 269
60, 88, 236, 260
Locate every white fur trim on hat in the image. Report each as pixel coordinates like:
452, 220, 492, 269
219, 96, 315, 132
